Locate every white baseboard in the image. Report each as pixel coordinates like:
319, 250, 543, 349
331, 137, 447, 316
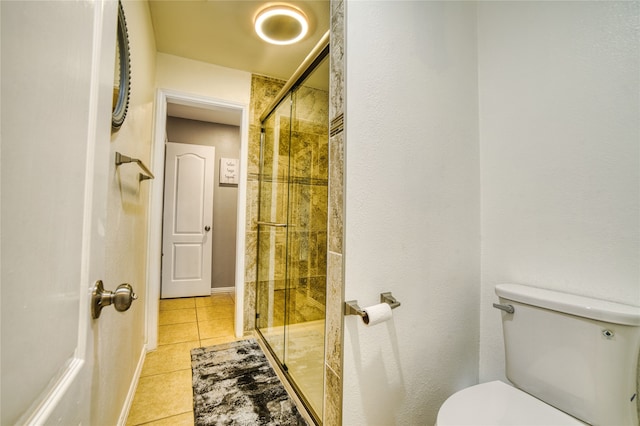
211, 286, 234, 294
118, 343, 147, 426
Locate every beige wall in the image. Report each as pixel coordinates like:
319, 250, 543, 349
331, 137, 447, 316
155, 52, 251, 105
166, 117, 240, 289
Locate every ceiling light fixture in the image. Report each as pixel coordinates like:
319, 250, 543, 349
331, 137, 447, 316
254, 5, 308, 45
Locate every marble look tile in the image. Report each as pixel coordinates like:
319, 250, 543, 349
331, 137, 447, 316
326, 2, 345, 423
250, 75, 285, 124
328, 131, 344, 254
243, 281, 256, 333
315, 136, 329, 182
247, 124, 261, 175
158, 322, 199, 345
158, 308, 196, 326
159, 298, 195, 311
323, 364, 342, 426
325, 252, 343, 378
244, 230, 257, 283
295, 85, 329, 129
244, 74, 283, 338
140, 341, 200, 377
330, 0, 345, 121
331, 0, 344, 16
126, 369, 193, 426
245, 179, 259, 228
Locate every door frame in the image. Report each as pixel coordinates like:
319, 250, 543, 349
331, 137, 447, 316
147, 88, 249, 349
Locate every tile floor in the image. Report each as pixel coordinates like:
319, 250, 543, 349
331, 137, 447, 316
126, 292, 241, 426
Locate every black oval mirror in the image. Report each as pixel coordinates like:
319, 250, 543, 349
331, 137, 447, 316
112, 1, 130, 130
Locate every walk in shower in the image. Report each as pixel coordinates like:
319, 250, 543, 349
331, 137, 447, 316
255, 36, 329, 423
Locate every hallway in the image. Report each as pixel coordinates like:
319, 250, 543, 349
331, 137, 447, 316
126, 292, 239, 425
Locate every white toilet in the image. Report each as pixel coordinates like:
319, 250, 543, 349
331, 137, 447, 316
437, 283, 640, 425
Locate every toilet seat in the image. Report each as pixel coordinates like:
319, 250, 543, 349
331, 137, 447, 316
436, 381, 586, 426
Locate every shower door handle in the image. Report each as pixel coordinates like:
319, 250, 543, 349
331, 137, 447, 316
256, 221, 287, 228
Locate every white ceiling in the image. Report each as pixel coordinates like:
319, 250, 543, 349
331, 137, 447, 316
149, 0, 330, 124
149, 1, 330, 79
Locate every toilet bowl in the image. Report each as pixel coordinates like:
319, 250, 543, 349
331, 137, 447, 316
436, 381, 586, 426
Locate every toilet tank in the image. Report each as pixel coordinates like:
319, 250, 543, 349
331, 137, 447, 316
495, 284, 640, 426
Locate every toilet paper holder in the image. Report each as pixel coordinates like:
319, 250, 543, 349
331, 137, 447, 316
345, 292, 401, 317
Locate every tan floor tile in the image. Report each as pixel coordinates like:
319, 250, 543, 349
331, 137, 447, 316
158, 322, 199, 345
141, 412, 194, 426
159, 308, 196, 325
198, 318, 235, 340
141, 341, 200, 377
197, 305, 234, 322
159, 298, 195, 311
195, 293, 233, 307
194, 296, 213, 307
200, 334, 242, 348
126, 369, 192, 425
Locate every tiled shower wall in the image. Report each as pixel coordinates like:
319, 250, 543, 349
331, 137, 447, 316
243, 75, 330, 329
254, 84, 329, 327
244, 74, 286, 333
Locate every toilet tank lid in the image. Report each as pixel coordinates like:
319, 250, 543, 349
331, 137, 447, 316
495, 284, 640, 326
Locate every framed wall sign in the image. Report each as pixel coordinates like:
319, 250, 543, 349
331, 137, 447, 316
220, 158, 239, 185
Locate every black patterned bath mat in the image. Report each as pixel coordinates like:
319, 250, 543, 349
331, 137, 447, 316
191, 339, 309, 426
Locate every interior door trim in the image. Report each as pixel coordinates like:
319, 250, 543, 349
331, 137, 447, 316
147, 89, 249, 349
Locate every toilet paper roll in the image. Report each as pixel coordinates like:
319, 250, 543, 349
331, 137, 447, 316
363, 303, 392, 326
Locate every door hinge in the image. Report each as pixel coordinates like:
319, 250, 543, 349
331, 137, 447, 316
255, 313, 260, 319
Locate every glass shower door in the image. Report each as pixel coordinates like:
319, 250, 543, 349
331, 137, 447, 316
282, 70, 328, 417
256, 95, 292, 365
256, 53, 329, 423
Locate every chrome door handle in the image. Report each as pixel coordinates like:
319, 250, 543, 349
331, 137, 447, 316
204, 226, 211, 232
92, 280, 137, 319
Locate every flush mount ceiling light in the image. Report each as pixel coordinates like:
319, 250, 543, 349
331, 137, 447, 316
254, 5, 308, 45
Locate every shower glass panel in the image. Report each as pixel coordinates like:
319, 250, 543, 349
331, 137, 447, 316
256, 54, 328, 422
256, 95, 292, 367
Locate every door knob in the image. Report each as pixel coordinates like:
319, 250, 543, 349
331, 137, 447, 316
204, 226, 211, 232
92, 280, 137, 319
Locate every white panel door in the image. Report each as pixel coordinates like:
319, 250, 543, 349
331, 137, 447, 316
162, 143, 215, 298
1, 0, 115, 424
